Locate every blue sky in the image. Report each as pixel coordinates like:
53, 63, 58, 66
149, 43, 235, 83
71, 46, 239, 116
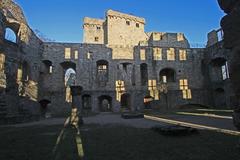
15, 0, 224, 45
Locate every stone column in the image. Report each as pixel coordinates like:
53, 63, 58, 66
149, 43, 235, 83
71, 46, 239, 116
70, 86, 83, 126
218, 0, 240, 130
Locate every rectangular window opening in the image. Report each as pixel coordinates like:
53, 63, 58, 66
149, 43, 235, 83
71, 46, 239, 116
65, 48, 71, 59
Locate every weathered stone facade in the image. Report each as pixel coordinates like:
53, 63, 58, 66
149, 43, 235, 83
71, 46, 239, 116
0, 0, 238, 118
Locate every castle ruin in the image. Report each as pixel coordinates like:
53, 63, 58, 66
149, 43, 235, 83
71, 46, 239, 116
0, 0, 237, 119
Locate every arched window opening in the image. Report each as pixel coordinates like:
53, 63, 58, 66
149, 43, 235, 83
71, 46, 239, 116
140, 63, 148, 86
210, 58, 229, 81
159, 68, 175, 83
65, 68, 76, 103
5, 28, 17, 43
97, 60, 108, 87
42, 60, 53, 74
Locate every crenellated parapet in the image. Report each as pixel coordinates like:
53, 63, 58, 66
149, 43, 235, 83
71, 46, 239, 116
106, 9, 145, 24
83, 17, 105, 27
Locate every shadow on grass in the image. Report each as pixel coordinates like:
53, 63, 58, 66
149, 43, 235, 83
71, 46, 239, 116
81, 124, 240, 160
0, 123, 83, 160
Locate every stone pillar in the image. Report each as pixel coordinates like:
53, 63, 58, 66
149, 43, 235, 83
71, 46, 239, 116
70, 86, 83, 126
71, 86, 83, 109
218, 0, 240, 130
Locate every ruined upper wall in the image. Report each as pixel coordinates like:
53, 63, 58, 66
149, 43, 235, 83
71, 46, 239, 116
106, 10, 145, 24
0, 0, 27, 24
0, 10, 5, 46
83, 17, 104, 25
147, 32, 190, 48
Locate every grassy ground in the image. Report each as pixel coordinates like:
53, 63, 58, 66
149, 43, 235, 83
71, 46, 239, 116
0, 117, 239, 160
144, 108, 233, 117
81, 124, 240, 160
0, 124, 81, 160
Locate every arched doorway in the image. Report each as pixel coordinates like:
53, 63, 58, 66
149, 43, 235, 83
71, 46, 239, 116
159, 68, 176, 83
121, 93, 131, 110
39, 99, 51, 117
98, 95, 112, 112
82, 94, 92, 110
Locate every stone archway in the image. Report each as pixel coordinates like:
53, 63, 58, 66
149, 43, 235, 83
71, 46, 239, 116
159, 68, 176, 83
98, 95, 112, 112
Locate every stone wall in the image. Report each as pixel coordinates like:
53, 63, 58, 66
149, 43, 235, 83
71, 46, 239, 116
83, 17, 105, 44
0, 0, 43, 116
0, 1, 238, 117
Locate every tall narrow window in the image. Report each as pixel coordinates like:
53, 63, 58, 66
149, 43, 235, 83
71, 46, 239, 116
148, 80, 159, 100
140, 63, 148, 85
97, 60, 108, 86
179, 79, 192, 99
222, 61, 230, 80
74, 50, 78, 59
87, 52, 92, 60
167, 48, 175, 61
65, 48, 71, 59
49, 66, 53, 73
116, 80, 125, 101
140, 49, 146, 60
136, 23, 139, 28
179, 49, 187, 61
126, 21, 130, 25
0, 54, 5, 71
153, 48, 162, 60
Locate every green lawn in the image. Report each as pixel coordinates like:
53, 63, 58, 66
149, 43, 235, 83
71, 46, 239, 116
81, 124, 240, 160
0, 124, 81, 160
0, 122, 240, 160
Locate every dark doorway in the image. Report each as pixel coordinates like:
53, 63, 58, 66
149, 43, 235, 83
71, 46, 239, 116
140, 63, 148, 85
98, 95, 112, 112
121, 93, 131, 110
159, 68, 175, 82
39, 99, 51, 117
82, 95, 92, 110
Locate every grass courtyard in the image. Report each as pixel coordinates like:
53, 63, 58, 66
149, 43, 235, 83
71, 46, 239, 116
0, 120, 240, 160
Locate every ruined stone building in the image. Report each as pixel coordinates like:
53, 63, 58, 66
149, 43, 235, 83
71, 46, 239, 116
0, 0, 237, 118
